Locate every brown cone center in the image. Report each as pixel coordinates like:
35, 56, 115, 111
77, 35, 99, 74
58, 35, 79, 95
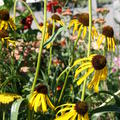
75, 101, 88, 116
102, 25, 114, 37
92, 55, 107, 70
35, 84, 48, 94
78, 13, 89, 26
51, 14, 61, 21
0, 10, 10, 21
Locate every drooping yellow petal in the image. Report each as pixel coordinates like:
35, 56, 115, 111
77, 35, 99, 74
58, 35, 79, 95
92, 26, 98, 40
94, 78, 100, 93
56, 107, 73, 116
109, 38, 112, 51
88, 70, 101, 93
97, 35, 104, 48
41, 94, 47, 113
73, 58, 91, 67
73, 23, 79, 35
69, 19, 78, 29
88, 70, 99, 89
77, 68, 94, 86
9, 18, 16, 30
71, 112, 77, 120
31, 94, 40, 109
0, 21, 5, 30
55, 110, 76, 120
75, 64, 92, 78
29, 92, 37, 109
78, 24, 83, 37
82, 26, 87, 40
78, 114, 81, 120
97, 34, 102, 45
57, 20, 64, 26
107, 37, 110, 51
82, 112, 89, 120
1, 38, 5, 44
46, 96, 55, 110
55, 103, 75, 110
4, 22, 8, 30
100, 66, 107, 80
112, 38, 115, 52
34, 94, 41, 112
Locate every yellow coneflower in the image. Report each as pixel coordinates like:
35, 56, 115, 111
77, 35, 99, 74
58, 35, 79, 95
40, 22, 59, 49
55, 101, 89, 120
69, 13, 97, 40
73, 54, 108, 93
0, 93, 21, 104
97, 25, 115, 52
50, 14, 64, 26
0, 30, 16, 47
29, 84, 55, 113
0, 9, 16, 30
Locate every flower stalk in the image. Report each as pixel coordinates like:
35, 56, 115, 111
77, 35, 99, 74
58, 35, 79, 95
48, 20, 55, 75
58, 25, 82, 103
30, 0, 47, 93
81, 0, 92, 101
13, 0, 17, 23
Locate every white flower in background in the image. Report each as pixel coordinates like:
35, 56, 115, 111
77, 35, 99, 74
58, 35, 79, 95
0, 0, 4, 6
26, 0, 41, 3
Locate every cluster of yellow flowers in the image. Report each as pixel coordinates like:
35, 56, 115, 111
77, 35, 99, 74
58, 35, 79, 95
0, 11, 116, 120
29, 13, 115, 120
29, 84, 89, 120
0, 9, 16, 48
69, 12, 115, 52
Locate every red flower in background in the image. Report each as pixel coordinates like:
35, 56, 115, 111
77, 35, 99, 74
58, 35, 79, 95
21, 15, 33, 30
47, 1, 62, 14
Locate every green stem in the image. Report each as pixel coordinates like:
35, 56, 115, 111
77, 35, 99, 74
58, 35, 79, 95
13, 0, 17, 23
58, 69, 70, 103
25, 0, 47, 119
48, 20, 55, 75
81, 0, 92, 101
56, 67, 70, 84
70, 30, 82, 65
2, 110, 5, 120
30, 0, 47, 93
57, 16, 82, 104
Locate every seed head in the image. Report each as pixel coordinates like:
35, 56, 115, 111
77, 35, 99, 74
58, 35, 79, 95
75, 101, 88, 116
102, 25, 114, 37
51, 14, 61, 21
0, 9, 10, 21
78, 13, 89, 26
35, 84, 48, 94
92, 55, 107, 70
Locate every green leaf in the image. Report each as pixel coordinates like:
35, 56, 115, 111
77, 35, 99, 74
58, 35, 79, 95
91, 104, 120, 116
43, 26, 67, 48
10, 98, 25, 120
85, 90, 120, 105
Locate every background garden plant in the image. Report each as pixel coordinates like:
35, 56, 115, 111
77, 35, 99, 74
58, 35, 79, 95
0, 0, 120, 120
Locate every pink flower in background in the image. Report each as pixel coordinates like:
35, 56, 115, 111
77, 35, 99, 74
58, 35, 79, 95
112, 68, 117, 73
20, 66, 29, 73
113, 56, 120, 69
